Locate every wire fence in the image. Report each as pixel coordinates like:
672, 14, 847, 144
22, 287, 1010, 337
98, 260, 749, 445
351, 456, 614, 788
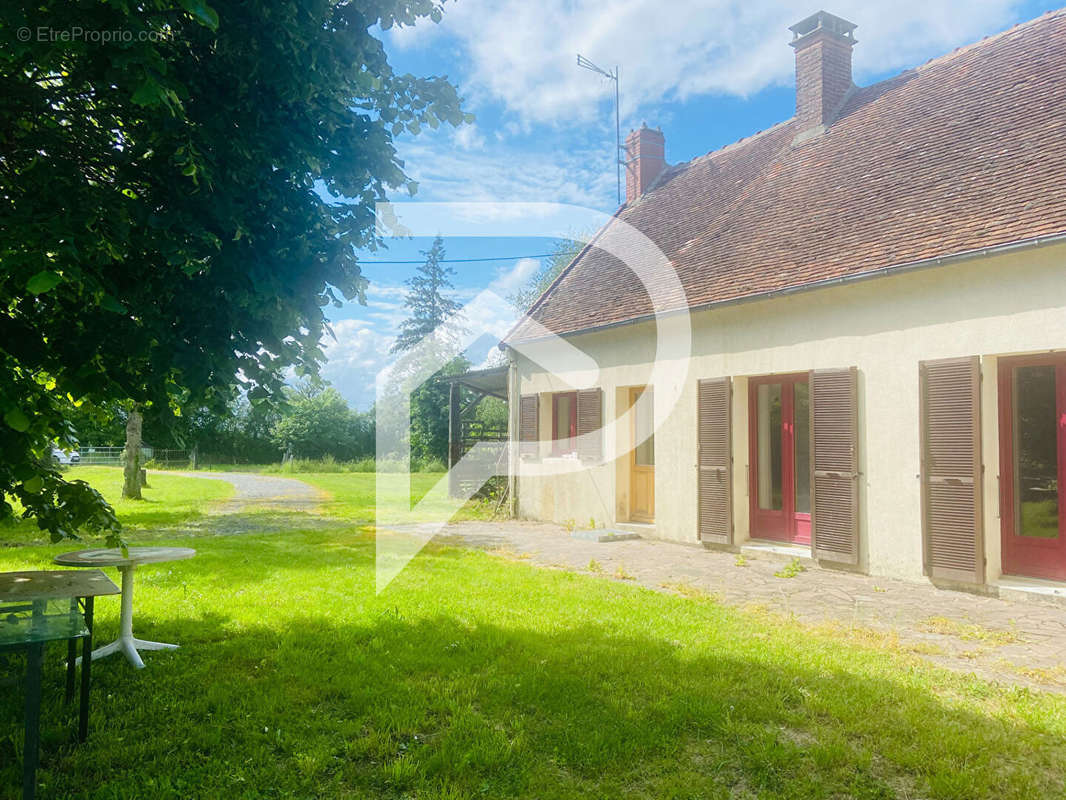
74, 447, 189, 467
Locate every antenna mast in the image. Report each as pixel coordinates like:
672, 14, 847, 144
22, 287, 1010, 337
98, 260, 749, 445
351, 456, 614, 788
577, 55, 623, 204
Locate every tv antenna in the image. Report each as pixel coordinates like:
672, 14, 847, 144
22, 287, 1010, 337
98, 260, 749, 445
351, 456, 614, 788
576, 54, 622, 204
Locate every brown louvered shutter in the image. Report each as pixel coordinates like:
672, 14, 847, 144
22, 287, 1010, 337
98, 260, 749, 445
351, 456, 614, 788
697, 377, 732, 544
519, 394, 539, 458
810, 367, 860, 564
576, 389, 603, 462
920, 357, 984, 584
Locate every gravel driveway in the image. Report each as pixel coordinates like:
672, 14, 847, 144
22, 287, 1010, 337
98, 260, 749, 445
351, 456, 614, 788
172, 471, 323, 514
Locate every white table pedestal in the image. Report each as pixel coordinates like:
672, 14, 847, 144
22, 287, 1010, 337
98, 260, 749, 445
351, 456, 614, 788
83, 565, 179, 670
57, 546, 195, 670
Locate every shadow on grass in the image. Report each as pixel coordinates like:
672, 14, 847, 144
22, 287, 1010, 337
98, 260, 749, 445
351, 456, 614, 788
2, 605, 1063, 799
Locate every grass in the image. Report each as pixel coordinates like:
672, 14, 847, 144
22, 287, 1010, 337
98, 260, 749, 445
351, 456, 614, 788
1, 468, 497, 548
0, 472, 1065, 798
919, 616, 1022, 646
0, 467, 234, 545
295, 473, 498, 524
774, 557, 806, 579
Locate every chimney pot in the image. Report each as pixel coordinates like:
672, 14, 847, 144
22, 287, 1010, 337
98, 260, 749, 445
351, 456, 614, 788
789, 10, 857, 141
624, 126, 666, 203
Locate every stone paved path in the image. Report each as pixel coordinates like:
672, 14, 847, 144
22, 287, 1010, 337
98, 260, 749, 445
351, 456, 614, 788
439, 521, 1066, 693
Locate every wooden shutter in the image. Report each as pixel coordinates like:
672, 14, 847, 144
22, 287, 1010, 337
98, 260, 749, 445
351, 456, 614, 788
576, 389, 603, 462
519, 394, 539, 458
920, 356, 984, 584
810, 367, 860, 564
697, 377, 732, 544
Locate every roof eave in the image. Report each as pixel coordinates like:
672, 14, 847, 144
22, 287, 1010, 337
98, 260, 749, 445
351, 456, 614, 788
504, 229, 1066, 347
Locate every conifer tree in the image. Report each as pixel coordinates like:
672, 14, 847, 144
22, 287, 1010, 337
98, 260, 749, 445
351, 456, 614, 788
391, 236, 468, 463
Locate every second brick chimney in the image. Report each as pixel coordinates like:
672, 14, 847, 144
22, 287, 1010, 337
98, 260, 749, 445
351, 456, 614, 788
624, 123, 666, 203
789, 11, 857, 143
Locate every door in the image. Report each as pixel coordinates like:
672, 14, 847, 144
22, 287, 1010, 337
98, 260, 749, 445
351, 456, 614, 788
999, 354, 1066, 581
749, 374, 811, 544
629, 387, 655, 522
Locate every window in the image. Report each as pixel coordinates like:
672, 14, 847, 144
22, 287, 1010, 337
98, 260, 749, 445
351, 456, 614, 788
552, 392, 577, 455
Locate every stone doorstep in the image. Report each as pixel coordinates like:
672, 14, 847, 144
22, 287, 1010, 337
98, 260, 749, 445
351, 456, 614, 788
615, 521, 656, 536
570, 529, 643, 543
996, 576, 1066, 609
739, 539, 817, 565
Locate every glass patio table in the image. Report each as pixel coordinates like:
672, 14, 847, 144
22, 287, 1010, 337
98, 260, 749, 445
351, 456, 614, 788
0, 569, 120, 800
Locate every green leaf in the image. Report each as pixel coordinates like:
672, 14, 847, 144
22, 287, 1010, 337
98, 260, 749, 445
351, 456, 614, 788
180, 0, 220, 30
26, 271, 63, 295
100, 295, 128, 314
131, 79, 164, 107
3, 409, 31, 432
23, 475, 43, 495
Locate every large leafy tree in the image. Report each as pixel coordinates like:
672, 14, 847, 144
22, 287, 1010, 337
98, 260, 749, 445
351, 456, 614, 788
270, 382, 372, 460
0, 0, 467, 540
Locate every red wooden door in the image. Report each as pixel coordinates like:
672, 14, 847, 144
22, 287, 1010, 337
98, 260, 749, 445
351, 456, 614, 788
749, 374, 811, 545
999, 354, 1066, 581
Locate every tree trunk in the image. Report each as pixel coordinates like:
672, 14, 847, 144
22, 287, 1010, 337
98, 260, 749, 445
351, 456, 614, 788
122, 406, 143, 500
191, 443, 199, 471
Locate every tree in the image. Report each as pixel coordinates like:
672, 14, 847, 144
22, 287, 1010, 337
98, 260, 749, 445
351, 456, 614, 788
391, 236, 464, 353
122, 406, 144, 500
391, 236, 468, 463
270, 382, 370, 460
1, 0, 468, 541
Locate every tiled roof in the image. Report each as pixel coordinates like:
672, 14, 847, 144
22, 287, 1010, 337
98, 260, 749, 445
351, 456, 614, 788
513, 9, 1066, 341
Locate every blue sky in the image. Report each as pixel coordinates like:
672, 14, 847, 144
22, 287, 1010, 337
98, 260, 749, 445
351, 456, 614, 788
322, 0, 1060, 409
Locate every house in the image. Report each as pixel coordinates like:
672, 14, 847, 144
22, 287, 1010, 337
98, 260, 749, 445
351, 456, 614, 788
501, 9, 1066, 593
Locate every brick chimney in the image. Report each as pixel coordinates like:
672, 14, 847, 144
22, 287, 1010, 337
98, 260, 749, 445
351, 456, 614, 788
624, 123, 666, 203
789, 11, 857, 143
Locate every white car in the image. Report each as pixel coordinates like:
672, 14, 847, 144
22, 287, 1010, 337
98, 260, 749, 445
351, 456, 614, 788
51, 446, 81, 465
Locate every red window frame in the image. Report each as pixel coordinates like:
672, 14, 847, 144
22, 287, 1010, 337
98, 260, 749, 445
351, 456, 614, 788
551, 392, 578, 456
748, 373, 812, 545
998, 353, 1066, 581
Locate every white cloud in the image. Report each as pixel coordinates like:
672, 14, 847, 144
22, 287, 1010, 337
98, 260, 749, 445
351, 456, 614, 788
390, 0, 1023, 126
397, 128, 617, 205
320, 318, 396, 409
322, 274, 530, 408
453, 123, 487, 150
494, 257, 541, 294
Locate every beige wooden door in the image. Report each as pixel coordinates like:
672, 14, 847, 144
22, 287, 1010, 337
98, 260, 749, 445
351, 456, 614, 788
630, 387, 655, 522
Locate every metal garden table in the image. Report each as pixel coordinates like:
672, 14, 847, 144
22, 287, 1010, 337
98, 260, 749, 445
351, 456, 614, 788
53, 547, 195, 669
0, 569, 120, 800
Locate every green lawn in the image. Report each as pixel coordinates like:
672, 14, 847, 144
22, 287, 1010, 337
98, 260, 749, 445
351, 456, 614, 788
0, 467, 235, 545
297, 472, 499, 523
1, 473, 1064, 798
